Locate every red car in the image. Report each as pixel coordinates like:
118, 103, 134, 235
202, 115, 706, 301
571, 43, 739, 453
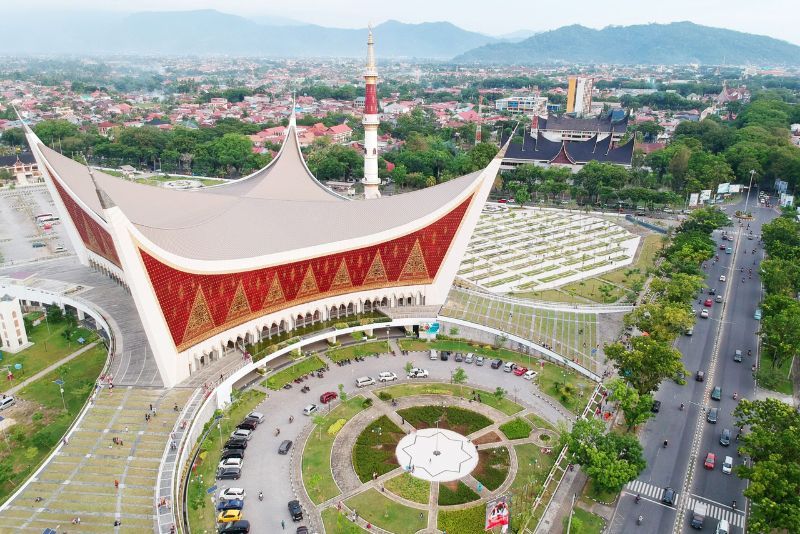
719, 243, 726, 250
319, 391, 337, 404
704, 299, 713, 307
704, 452, 716, 470
513, 366, 528, 376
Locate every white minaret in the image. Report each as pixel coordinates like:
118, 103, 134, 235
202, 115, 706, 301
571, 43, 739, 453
362, 27, 381, 199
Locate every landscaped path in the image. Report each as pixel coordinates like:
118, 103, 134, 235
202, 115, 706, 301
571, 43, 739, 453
4, 341, 99, 396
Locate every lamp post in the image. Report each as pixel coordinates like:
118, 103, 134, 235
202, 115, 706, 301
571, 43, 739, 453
744, 169, 756, 214
54, 378, 66, 412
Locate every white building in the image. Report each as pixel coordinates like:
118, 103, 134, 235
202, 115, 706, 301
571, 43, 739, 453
0, 295, 30, 353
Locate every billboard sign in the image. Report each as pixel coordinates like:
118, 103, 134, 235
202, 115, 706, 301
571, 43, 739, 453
775, 179, 788, 194
699, 190, 712, 202
689, 193, 699, 207
729, 184, 742, 193
717, 183, 730, 194
485, 494, 511, 530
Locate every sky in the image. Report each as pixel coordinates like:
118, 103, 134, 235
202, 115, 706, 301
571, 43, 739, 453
13, 0, 800, 44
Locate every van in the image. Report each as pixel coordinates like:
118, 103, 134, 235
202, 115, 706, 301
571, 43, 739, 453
715, 519, 729, 534
503, 361, 515, 373
355, 376, 375, 388
690, 502, 707, 529
429, 350, 438, 361
0, 396, 15, 411
722, 456, 733, 475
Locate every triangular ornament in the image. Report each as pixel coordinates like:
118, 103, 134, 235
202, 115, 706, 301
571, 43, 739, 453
363, 251, 388, 284
263, 273, 286, 309
398, 239, 430, 280
296, 265, 319, 298
183, 286, 215, 344
225, 281, 251, 322
329, 259, 353, 291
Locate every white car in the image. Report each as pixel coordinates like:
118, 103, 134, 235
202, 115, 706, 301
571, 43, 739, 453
700, 309, 709, 319
246, 411, 265, 423
523, 370, 537, 380
303, 404, 318, 416
407, 368, 429, 378
719, 275, 726, 282
230, 428, 252, 441
378, 372, 398, 382
218, 457, 243, 469
219, 487, 246, 501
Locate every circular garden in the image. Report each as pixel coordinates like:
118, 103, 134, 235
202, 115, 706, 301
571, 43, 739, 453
300, 382, 564, 534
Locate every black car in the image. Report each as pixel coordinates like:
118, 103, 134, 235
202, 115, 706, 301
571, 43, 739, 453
454, 353, 463, 362
720, 428, 731, 446
218, 520, 250, 534
695, 370, 705, 382
217, 467, 241, 480
220, 449, 245, 461
651, 400, 662, 413
662, 487, 676, 506
708, 288, 716, 295
288, 499, 303, 521
490, 359, 503, 369
296, 527, 309, 534
278, 440, 293, 455
440, 351, 449, 361
237, 419, 257, 431
224, 438, 247, 450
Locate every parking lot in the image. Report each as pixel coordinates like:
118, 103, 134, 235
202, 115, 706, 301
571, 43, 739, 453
0, 185, 72, 265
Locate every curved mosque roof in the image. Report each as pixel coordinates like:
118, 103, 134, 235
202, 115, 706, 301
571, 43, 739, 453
31, 118, 487, 262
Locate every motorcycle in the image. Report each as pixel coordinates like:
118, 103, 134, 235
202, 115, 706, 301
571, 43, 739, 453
680, 403, 684, 411
663, 440, 668, 448
258, 491, 263, 501
635, 494, 641, 504
283, 383, 292, 390
637, 515, 643, 526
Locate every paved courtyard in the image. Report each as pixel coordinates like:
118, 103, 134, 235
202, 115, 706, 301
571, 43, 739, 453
459, 207, 640, 292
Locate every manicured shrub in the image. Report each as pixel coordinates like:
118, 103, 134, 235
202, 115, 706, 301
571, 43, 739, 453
499, 417, 532, 440
438, 481, 480, 505
327, 419, 346, 436
352, 416, 404, 482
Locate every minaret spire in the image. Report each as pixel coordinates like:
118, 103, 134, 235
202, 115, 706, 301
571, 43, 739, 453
362, 25, 381, 199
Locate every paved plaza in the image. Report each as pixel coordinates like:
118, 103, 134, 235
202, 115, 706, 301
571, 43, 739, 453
459, 206, 640, 292
396, 428, 478, 482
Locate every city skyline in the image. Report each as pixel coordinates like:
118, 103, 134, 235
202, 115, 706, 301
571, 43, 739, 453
9, 0, 800, 45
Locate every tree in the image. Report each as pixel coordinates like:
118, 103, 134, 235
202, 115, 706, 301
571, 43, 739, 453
452, 367, 468, 393
607, 379, 655, 431
650, 273, 705, 304
404, 361, 414, 375
733, 399, 800, 532
624, 302, 694, 343
45, 304, 64, 324
562, 418, 646, 493
467, 142, 498, 171
312, 414, 327, 440
760, 297, 800, 370
0, 127, 25, 147
337, 384, 348, 403
604, 336, 685, 395
493, 387, 507, 402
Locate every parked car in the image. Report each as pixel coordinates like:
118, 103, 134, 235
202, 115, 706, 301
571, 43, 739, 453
513, 366, 528, 376
490, 359, 503, 369
440, 351, 449, 361
218, 458, 243, 470
475, 356, 485, 366
319, 391, 337, 404
711, 386, 722, 401
704, 452, 716, 470
355, 376, 375, 388
217, 467, 242, 480
219, 487, 246, 501
220, 449, 244, 462
216, 499, 244, 512
734, 350, 742, 362
464, 353, 474, 364
662, 487, 676, 505
230, 429, 252, 441
429, 350, 438, 361
503, 361, 515, 373
454, 353, 463, 362
245, 411, 264, 424
224, 439, 247, 450
288, 500, 303, 521
31, 242, 45, 248
217, 509, 243, 523
237, 419, 257, 431
278, 440, 293, 455
296, 527, 309, 534
523, 370, 537, 380
0, 395, 16, 411
302, 404, 318, 416
378, 372, 397, 382
651, 400, 662, 413
218, 520, 250, 533
407, 368, 429, 378
719, 428, 731, 446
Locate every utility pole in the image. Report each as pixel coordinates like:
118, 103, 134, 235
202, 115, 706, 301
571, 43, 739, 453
744, 169, 756, 213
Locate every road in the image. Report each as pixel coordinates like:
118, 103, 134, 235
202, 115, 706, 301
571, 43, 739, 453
610, 195, 777, 534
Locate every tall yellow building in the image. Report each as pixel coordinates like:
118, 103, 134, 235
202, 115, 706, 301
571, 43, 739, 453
566, 76, 593, 117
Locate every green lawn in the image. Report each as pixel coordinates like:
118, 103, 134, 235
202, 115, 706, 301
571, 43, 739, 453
186, 389, 266, 532
536, 363, 595, 414
384, 472, 429, 504
438, 505, 488, 534
327, 340, 392, 362
376, 382, 522, 416
499, 417, 533, 440
1, 320, 98, 393
396, 405, 493, 435
263, 355, 325, 390
584, 479, 619, 504
473, 446, 511, 491
510, 443, 560, 528
302, 397, 366, 504
526, 413, 558, 432
756, 356, 794, 396
322, 507, 362, 533
438, 480, 480, 505
345, 489, 427, 534
0, 343, 107, 503
563, 507, 606, 534
352, 415, 405, 482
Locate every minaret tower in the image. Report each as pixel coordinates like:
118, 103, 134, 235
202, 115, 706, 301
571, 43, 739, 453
475, 95, 483, 145
362, 27, 381, 199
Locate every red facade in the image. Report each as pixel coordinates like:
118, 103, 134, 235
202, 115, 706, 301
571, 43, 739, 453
141, 195, 473, 351
49, 171, 121, 267
364, 83, 378, 115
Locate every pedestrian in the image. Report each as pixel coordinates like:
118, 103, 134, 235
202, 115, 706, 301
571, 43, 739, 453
337, 501, 342, 511
419, 512, 423, 520
281, 519, 285, 530
124, 426, 128, 433
114, 519, 121, 526
149, 404, 153, 411
114, 479, 119, 489
401, 416, 405, 425
152, 408, 156, 417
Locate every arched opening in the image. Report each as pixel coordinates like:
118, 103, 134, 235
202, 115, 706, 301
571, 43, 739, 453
380, 297, 389, 307
330, 306, 338, 319
346, 303, 355, 315
364, 300, 372, 313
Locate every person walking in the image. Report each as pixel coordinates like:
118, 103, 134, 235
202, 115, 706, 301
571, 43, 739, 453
281, 519, 285, 530
114, 479, 119, 489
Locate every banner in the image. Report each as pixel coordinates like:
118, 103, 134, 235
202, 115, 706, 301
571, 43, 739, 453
729, 184, 742, 193
780, 193, 794, 207
485, 494, 511, 530
775, 179, 788, 194
689, 193, 699, 207
699, 190, 712, 202
717, 183, 730, 194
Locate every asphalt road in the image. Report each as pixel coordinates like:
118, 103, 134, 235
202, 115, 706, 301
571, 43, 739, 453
610, 195, 777, 534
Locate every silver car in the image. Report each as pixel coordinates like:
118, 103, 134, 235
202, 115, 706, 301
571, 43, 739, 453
475, 355, 485, 366
464, 353, 474, 364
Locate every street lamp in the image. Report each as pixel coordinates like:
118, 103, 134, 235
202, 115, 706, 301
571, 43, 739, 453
54, 378, 66, 412
744, 169, 756, 214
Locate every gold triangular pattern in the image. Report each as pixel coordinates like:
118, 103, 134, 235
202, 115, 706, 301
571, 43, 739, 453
263, 274, 286, 308
183, 286, 215, 344
225, 281, 251, 322
296, 265, 319, 298
83, 214, 101, 252
329, 259, 353, 291
398, 239, 429, 280
363, 251, 388, 284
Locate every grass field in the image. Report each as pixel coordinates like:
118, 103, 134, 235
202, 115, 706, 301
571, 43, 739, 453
263, 355, 325, 390
186, 389, 266, 532
562, 507, 606, 533
376, 382, 522, 416
510, 443, 561, 529
536, 364, 595, 414
345, 489, 427, 534
1, 321, 98, 393
302, 397, 366, 504
322, 507, 362, 533
0, 343, 107, 503
327, 340, 392, 362
384, 472, 429, 504
438, 505, 487, 534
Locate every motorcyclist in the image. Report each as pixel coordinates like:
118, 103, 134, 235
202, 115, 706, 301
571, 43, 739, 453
635, 494, 641, 503
733, 392, 738, 400
663, 439, 668, 448
258, 491, 263, 501
680, 403, 685, 410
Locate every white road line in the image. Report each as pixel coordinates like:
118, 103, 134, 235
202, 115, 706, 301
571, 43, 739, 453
684, 496, 745, 528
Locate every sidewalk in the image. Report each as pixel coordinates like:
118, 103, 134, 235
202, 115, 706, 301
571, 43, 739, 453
5, 341, 100, 396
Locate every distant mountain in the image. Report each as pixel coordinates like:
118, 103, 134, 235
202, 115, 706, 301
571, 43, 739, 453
0, 10, 495, 58
455, 22, 800, 65
251, 15, 307, 27
497, 30, 539, 42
